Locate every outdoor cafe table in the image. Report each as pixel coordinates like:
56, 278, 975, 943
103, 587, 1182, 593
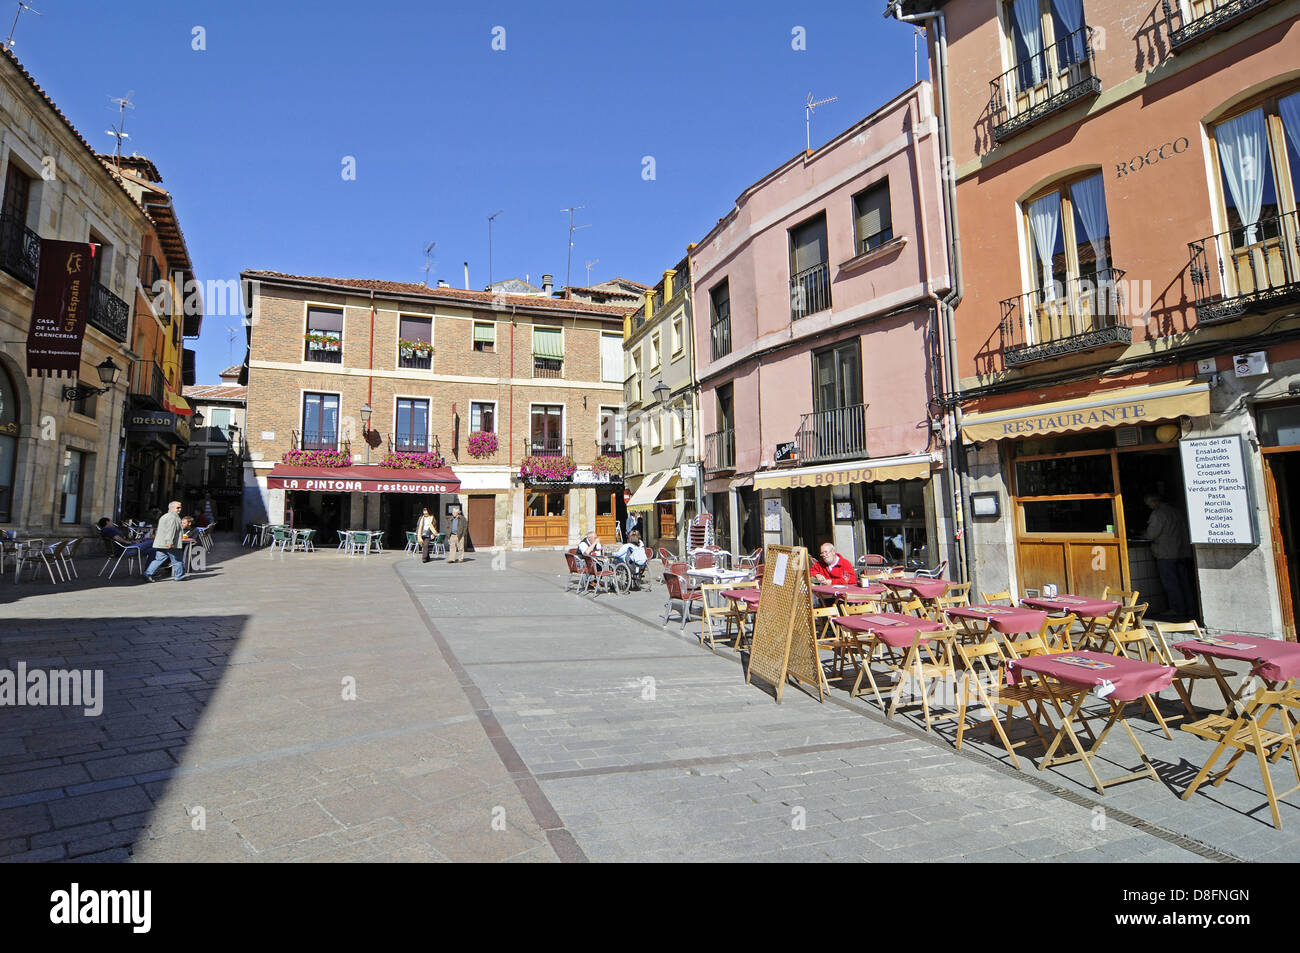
945, 604, 1047, 644
719, 587, 762, 645
811, 583, 886, 605
1021, 594, 1121, 648
831, 612, 946, 709
880, 576, 949, 603
1006, 650, 1175, 794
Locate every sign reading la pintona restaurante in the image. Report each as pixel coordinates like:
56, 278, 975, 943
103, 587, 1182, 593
1179, 436, 1255, 545
26, 240, 95, 377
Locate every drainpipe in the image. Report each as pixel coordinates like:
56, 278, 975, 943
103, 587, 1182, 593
887, 1, 972, 584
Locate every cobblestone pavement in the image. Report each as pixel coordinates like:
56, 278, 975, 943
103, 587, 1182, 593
2, 539, 1297, 862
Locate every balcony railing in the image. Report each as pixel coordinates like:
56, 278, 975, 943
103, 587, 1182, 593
1189, 210, 1300, 325
524, 436, 573, 457
0, 213, 39, 287
533, 357, 563, 378
1000, 267, 1130, 366
710, 314, 731, 360
89, 281, 129, 343
293, 429, 346, 452
305, 336, 342, 363
1166, 0, 1274, 50
388, 433, 439, 454
795, 404, 868, 463
988, 27, 1100, 143
397, 349, 432, 370
790, 260, 831, 320
129, 360, 167, 407
705, 429, 735, 474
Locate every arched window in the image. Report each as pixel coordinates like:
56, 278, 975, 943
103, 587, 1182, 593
0, 363, 19, 522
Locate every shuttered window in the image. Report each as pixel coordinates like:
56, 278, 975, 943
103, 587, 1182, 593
533, 327, 563, 359
601, 333, 623, 382
853, 180, 893, 253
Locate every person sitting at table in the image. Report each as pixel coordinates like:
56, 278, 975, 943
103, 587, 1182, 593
97, 517, 127, 543
610, 530, 648, 568
577, 531, 603, 559
811, 542, 858, 585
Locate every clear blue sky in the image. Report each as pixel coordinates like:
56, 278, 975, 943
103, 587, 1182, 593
22, 0, 926, 382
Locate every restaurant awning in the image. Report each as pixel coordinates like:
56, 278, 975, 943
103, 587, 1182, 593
752, 453, 934, 491
961, 379, 1211, 442
627, 469, 677, 508
266, 465, 461, 493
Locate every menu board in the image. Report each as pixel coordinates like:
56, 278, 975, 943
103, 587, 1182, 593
1179, 436, 1255, 545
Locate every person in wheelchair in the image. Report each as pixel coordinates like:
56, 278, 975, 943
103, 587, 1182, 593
610, 530, 649, 587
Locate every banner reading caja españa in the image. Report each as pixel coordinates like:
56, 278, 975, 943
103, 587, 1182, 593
26, 239, 95, 377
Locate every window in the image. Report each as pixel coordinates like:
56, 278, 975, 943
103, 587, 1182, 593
1023, 172, 1114, 300
2, 161, 32, 228
208, 407, 233, 434
1212, 90, 1300, 253
650, 332, 662, 370
530, 404, 564, 454
88, 229, 109, 286
630, 347, 642, 403
301, 392, 340, 449
470, 401, 496, 434
671, 315, 684, 356
394, 398, 429, 452
0, 364, 18, 521
853, 180, 894, 254
60, 449, 85, 524
473, 322, 496, 352
1005, 0, 1089, 95
673, 402, 685, 445
709, 280, 731, 360
398, 315, 433, 370
789, 214, 831, 319
651, 411, 663, 450
533, 326, 563, 378
601, 332, 623, 383
305, 306, 343, 363
804, 340, 866, 459
599, 405, 623, 453
70, 384, 96, 419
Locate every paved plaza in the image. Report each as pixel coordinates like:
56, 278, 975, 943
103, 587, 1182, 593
0, 538, 1297, 862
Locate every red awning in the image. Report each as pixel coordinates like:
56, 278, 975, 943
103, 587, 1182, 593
265, 465, 461, 494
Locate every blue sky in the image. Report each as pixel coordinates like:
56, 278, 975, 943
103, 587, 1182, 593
23, 0, 925, 381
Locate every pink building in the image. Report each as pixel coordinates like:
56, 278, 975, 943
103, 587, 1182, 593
689, 82, 956, 568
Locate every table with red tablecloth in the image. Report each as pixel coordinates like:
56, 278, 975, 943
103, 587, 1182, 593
1020, 594, 1121, 649
812, 583, 886, 605
945, 603, 1047, 643
831, 612, 947, 710
879, 577, 949, 601
1006, 650, 1175, 793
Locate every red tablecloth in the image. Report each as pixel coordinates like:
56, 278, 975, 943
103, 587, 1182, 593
720, 588, 761, 605
1173, 634, 1300, 684
945, 604, 1047, 635
1020, 595, 1120, 618
1008, 650, 1174, 702
812, 583, 886, 602
880, 577, 949, 600
832, 612, 943, 649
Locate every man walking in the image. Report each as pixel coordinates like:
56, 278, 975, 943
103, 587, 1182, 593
447, 505, 467, 563
144, 500, 186, 582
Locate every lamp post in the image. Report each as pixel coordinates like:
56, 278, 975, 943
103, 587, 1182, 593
652, 379, 670, 405
61, 356, 121, 402
360, 403, 373, 465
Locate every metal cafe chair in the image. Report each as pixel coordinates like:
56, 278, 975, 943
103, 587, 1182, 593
404, 531, 419, 556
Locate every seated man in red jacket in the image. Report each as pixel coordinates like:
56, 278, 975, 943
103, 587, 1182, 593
811, 542, 858, 585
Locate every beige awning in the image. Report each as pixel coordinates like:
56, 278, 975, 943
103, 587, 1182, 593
627, 470, 677, 508
961, 379, 1211, 442
752, 454, 934, 491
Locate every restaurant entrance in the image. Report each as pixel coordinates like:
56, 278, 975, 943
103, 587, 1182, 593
1257, 401, 1300, 640
789, 485, 833, 552
524, 488, 567, 547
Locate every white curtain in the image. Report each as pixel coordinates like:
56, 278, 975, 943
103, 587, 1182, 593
1051, 0, 1085, 65
1279, 92, 1300, 164
1216, 108, 1268, 243
1028, 192, 1061, 300
1012, 0, 1044, 88
1071, 173, 1110, 275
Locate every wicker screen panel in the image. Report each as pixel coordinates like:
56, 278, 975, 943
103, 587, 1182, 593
746, 545, 823, 703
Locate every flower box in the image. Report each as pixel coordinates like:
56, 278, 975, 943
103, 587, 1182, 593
305, 333, 341, 351
520, 455, 577, 482
467, 431, 498, 459
281, 448, 352, 467
592, 454, 623, 477
380, 450, 446, 469
398, 338, 433, 356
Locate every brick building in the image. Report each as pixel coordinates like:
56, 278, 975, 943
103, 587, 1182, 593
241, 271, 628, 549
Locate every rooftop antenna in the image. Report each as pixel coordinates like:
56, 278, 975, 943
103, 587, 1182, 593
422, 241, 436, 286
487, 210, 502, 289
5, 2, 40, 50
561, 205, 590, 290
914, 27, 925, 83
584, 258, 599, 285
105, 90, 135, 167
805, 92, 837, 155
225, 326, 238, 367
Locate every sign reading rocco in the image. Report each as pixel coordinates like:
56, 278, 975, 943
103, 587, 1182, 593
26, 240, 95, 377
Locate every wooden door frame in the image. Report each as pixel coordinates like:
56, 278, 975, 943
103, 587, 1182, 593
1262, 446, 1299, 640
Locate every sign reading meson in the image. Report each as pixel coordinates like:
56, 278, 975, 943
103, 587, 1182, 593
26, 240, 95, 377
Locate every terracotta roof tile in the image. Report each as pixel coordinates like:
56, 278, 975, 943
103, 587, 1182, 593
184, 384, 246, 401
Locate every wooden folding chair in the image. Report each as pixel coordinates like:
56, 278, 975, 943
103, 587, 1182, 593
888, 626, 959, 732
700, 582, 745, 652
930, 595, 967, 624
944, 581, 972, 605
954, 637, 1052, 769
1041, 613, 1078, 652
1150, 621, 1221, 721
1095, 605, 1173, 739
1103, 586, 1139, 607
980, 589, 1015, 606
1182, 689, 1300, 830
897, 596, 927, 618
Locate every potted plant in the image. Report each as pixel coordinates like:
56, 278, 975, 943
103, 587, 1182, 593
281, 448, 352, 467
467, 431, 498, 459
398, 338, 432, 358
519, 455, 576, 482
591, 454, 623, 477
380, 450, 446, 469
305, 331, 340, 351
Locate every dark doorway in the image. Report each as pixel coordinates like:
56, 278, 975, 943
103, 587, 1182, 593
467, 494, 495, 552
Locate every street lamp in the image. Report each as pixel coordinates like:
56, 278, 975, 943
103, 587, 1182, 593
651, 379, 670, 405
192, 409, 205, 429
360, 403, 373, 464
61, 356, 121, 402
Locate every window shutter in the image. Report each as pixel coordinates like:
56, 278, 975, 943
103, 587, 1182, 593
307, 307, 343, 332
473, 323, 495, 344
601, 333, 623, 382
855, 183, 891, 244
533, 327, 563, 359
399, 316, 432, 343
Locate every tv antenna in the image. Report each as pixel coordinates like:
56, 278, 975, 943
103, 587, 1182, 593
487, 210, 502, 289
422, 241, 436, 286
105, 90, 135, 166
584, 258, 599, 285
914, 27, 926, 83
5, 2, 40, 50
225, 326, 239, 366
805, 92, 838, 154
561, 206, 590, 290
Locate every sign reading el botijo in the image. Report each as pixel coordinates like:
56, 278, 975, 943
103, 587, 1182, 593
26, 240, 95, 377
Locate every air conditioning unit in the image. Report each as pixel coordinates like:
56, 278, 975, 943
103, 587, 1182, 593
1116, 426, 1141, 447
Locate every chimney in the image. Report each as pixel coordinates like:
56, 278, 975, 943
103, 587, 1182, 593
437, 279, 449, 288
542, 274, 553, 295
463, 262, 470, 290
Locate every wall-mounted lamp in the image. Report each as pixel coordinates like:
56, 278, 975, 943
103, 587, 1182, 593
60, 357, 120, 402
652, 379, 670, 404
360, 403, 373, 432
192, 409, 206, 429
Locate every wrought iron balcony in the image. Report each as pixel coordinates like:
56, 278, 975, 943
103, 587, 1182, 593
989, 27, 1100, 143
129, 360, 167, 407
0, 213, 38, 287
1000, 268, 1131, 366
1189, 210, 1300, 325
293, 429, 348, 452
397, 347, 431, 370
88, 281, 130, 343
524, 436, 573, 457
305, 336, 343, 363
388, 433, 439, 454
705, 429, 735, 474
1166, 0, 1274, 50
710, 314, 731, 361
790, 260, 831, 320
795, 404, 868, 463
533, 356, 563, 378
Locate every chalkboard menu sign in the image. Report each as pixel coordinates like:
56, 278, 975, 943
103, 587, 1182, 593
1179, 436, 1255, 545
